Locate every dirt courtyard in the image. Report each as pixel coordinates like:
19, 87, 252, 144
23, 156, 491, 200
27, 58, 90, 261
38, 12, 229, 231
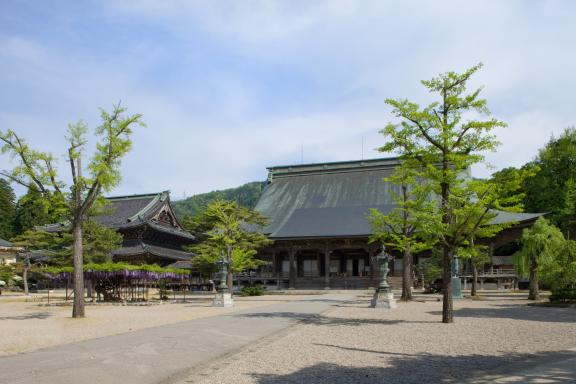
0, 293, 306, 356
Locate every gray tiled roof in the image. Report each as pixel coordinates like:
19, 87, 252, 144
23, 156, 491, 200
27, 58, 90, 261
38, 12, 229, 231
0, 238, 12, 247
166, 261, 193, 269
256, 157, 544, 239
38, 191, 195, 241
111, 242, 192, 261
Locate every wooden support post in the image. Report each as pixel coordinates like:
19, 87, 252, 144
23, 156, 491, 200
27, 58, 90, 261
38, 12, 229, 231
289, 248, 296, 289
324, 246, 331, 290
317, 251, 322, 278
272, 251, 277, 278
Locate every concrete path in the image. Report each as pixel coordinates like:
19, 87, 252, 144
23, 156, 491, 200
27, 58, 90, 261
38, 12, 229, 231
0, 294, 354, 384
468, 349, 576, 383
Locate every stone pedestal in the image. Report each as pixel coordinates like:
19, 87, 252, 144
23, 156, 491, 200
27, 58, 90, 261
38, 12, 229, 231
452, 277, 463, 300
371, 290, 397, 309
212, 292, 234, 307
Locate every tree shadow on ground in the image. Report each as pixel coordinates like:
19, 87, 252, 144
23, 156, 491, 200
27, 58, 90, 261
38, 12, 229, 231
251, 349, 576, 384
235, 311, 414, 326
428, 303, 576, 323
0, 312, 52, 320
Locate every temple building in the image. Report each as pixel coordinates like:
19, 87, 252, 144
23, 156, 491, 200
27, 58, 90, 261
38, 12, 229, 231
0, 239, 23, 265
42, 191, 195, 267
252, 158, 543, 289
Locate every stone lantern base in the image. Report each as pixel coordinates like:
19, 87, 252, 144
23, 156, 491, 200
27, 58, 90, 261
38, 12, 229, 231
371, 290, 397, 309
213, 292, 234, 307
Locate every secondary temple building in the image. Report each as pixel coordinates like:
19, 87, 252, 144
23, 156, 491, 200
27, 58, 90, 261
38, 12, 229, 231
42, 191, 195, 267
98, 191, 195, 266
252, 157, 543, 290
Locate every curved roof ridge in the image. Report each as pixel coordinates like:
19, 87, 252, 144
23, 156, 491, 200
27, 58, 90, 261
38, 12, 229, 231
126, 191, 169, 223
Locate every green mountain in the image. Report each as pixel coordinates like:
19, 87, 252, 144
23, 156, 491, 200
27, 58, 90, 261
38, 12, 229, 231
172, 181, 267, 219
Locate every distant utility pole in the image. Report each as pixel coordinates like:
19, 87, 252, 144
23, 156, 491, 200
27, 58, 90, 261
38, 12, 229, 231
300, 144, 304, 164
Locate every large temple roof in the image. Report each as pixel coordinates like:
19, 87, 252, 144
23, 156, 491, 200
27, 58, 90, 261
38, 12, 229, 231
255, 157, 545, 239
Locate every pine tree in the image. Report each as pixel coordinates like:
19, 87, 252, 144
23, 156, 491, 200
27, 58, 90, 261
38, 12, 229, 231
0, 178, 16, 239
13, 187, 54, 234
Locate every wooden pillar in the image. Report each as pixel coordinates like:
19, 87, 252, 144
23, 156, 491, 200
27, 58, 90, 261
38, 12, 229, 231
289, 248, 296, 289
317, 251, 322, 278
368, 248, 376, 288
272, 250, 277, 277
324, 246, 331, 290
489, 241, 494, 272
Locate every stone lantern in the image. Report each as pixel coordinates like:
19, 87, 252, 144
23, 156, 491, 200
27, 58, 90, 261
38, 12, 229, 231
452, 256, 463, 299
212, 254, 234, 307
370, 250, 397, 309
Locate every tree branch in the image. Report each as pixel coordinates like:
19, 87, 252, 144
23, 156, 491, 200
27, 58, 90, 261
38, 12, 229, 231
406, 117, 444, 150
0, 171, 35, 189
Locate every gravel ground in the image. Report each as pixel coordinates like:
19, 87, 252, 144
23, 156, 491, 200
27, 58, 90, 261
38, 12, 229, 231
0, 294, 307, 356
183, 294, 576, 384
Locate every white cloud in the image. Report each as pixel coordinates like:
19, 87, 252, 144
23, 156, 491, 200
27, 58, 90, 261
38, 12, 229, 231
2, 0, 576, 200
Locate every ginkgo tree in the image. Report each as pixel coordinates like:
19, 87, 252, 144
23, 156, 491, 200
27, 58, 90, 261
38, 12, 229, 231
381, 63, 514, 323
0, 104, 144, 317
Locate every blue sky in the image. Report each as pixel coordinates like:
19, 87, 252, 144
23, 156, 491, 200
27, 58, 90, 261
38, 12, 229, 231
1, 0, 575, 199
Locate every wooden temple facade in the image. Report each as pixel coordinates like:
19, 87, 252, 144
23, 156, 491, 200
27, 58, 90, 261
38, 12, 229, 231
42, 191, 195, 267
99, 191, 195, 267
250, 158, 543, 290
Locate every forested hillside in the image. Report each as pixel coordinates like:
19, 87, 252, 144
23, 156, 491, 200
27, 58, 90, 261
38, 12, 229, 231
172, 181, 266, 219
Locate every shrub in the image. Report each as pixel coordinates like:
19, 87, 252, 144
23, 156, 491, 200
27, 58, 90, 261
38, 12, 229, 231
241, 284, 265, 296
549, 287, 576, 303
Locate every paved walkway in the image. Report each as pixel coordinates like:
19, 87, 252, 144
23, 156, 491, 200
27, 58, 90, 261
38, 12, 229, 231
468, 349, 576, 383
0, 294, 354, 384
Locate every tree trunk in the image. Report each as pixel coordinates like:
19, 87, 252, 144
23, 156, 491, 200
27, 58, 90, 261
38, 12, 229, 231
440, 173, 453, 323
227, 271, 233, 295
72, 219, 85, 318
401, 246, 413, 301
23, 262, 29, 296
442, 245, 453, 323
471, 262, 478, 297
528, 257, 539, 300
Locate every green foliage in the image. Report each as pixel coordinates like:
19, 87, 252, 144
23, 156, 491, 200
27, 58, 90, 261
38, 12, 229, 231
524, 127, 576, 236
458, 242, 490, 270
0, 264, 15, 285
415, 251, 443, 289
240, 284, 266, 296
369, 160, 437, 254
11, 229, 69, 255
185, 200, 272, 278
11, 220, 122, 266
540, 239, 576, 296
513, 217, 564, 278
12, 187, 66, 234
381, 63, 514, 321
173, 182, 266, 219
1, 104, 144, 316
43, 262, 188, 275
82, 220, 123, 264
0, 178, 16, 239
380, 63, 509, 253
